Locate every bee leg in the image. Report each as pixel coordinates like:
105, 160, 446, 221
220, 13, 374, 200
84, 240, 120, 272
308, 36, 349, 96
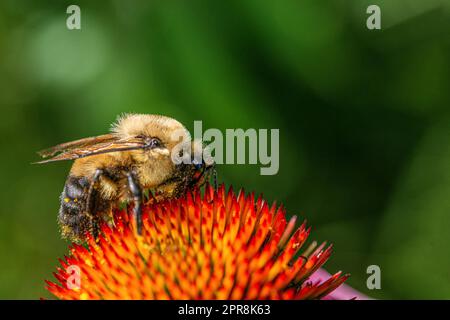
85, 169, 103, 239
204, 164, 217, 189
212, 166, 218, 189
126, 172, 143, 235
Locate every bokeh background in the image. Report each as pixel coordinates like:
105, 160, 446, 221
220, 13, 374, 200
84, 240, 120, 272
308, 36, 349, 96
1, 0, 450, 299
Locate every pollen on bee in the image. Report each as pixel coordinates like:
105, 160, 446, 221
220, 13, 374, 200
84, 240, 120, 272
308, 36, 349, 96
64, 197, 70, 203
74, 198, 78, 203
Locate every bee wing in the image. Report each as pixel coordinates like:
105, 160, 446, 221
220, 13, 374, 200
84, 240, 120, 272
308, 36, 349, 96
37, 134, 118, 158
35, 135, 146, 164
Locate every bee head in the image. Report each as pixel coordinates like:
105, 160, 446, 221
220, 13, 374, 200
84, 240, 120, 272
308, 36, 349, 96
112, 113, 191, 162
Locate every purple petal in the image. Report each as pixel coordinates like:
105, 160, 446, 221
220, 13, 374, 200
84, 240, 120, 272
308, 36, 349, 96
312, 268, 372, 300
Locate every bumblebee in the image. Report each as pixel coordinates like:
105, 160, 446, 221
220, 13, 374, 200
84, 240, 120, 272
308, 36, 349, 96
37, 114, 215, 242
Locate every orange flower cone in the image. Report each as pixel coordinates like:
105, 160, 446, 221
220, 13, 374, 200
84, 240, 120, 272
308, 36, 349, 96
46, 184, 349, 300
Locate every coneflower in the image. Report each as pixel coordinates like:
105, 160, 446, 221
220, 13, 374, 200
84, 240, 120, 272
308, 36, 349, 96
46, 184, 350, 300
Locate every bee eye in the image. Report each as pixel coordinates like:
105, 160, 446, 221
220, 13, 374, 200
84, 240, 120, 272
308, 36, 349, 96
148, 137, 162, 148
137, 135, 162, 149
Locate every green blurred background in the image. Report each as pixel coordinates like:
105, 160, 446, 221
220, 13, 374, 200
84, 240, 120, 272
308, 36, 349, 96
1, 0, 450, 299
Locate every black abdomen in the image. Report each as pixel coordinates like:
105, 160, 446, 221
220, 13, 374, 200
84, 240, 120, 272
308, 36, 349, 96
58, 176, 93, 241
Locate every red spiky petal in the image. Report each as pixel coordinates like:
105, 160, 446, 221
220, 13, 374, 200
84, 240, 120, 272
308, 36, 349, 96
46, 184, 348, 300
